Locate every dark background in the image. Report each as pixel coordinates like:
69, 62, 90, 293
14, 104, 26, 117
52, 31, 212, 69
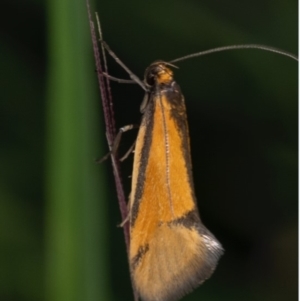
0, 0, 297, 301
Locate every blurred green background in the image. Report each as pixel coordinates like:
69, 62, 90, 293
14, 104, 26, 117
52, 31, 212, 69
0, 0, 297, 301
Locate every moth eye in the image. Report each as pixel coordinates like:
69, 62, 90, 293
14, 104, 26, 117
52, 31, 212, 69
146, 72, 155, 86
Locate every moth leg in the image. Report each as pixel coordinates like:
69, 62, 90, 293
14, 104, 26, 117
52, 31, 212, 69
118, 193, 132, 227
96, 124, 139, 163
102, 72, 136, 84
120, 140, 136, 162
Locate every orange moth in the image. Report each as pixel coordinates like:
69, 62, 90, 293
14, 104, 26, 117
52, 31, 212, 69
128, 61, 223, 301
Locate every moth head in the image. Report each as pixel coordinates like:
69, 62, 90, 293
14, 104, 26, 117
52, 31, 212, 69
144, 61, 176, 86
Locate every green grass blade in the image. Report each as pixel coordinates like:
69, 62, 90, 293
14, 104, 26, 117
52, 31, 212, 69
45, 0, 111, 300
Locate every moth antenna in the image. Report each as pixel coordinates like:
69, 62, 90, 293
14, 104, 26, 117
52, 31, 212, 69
164, 62, 179, 69
170, 44, 298, 63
